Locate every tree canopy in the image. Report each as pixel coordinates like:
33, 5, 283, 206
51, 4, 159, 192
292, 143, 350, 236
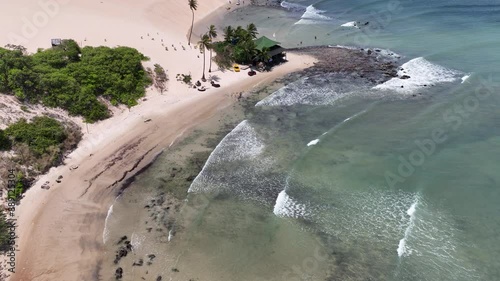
0, 40, 152, 123
213, 23, 269, 68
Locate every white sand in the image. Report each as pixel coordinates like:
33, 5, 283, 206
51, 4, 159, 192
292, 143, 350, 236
0, 0, 316, 280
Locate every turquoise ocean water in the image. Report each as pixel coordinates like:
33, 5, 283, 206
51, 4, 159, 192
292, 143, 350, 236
107, 1, 500, 280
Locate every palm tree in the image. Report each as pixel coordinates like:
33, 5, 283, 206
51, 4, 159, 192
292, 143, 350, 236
223, 26, 234, 43
188, 0, 198, 45
234, 26, 247, 43
198, 33, 211, 81
246, 23, 258, 39
207, 25, 218, 73
254, 47, 270, 64
235, 39, 256, 63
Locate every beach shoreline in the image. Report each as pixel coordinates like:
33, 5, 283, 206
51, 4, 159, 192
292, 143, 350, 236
0, 0, 316, 280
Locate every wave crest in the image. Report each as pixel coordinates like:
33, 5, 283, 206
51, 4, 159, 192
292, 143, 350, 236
374, 57, 462, 93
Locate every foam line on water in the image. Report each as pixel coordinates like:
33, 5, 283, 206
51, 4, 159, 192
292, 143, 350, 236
256, 74, 367, 107
307, 139, 319, 146
374, 57, 462, 93
397, 196, 419, 257
273, 190, 308, 218
168, 229, 174, 242
103, 204, 114, 244
461, 74, 471, 83
341, 21, 359, 28
280, 1, 307, 11
187, 120, 276, 201
188, 120, 261, 193
302, 5, 331, 20
329, 45, 357, 50
294, 5, 331, 25
131, 232, 145, 251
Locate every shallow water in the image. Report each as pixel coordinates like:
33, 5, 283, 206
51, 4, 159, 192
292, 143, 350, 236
104, 1, 500, 280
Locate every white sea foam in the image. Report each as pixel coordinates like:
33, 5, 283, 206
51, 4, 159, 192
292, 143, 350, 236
294, 5, 331, 25
397, 238, 407, 257
329, 44, 358, 50
341, 21, 359, 28
397, 198, 419, 257
374, 57, 462, 93
273, 190, 308, 218
407, 201, 417, 216
293, 19, 320, 25
130, 232, 145, 251
190, 120, 264, 176
256, 75, 361, 107
307, 139, 320, 146
103, 204, 114, 244
280, 1, 307, 11
188, 120, 276, 200
461, 74, 471, 83
302, 5, 331, 20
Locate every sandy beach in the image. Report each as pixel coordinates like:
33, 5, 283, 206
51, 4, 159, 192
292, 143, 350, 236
0, 0, 316, 280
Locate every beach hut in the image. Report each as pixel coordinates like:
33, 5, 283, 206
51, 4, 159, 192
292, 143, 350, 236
253, 36, 286, 62
51, 38, 62, 47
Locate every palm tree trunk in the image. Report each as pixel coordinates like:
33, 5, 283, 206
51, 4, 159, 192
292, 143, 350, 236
209, 48, 212, 72
189, 10, 194, 45
202, 48, 206, 81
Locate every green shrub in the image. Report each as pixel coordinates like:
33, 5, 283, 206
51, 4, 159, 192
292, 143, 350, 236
5, 116, 67, 156
0, 211, 10, 252
0, 130, 11, 150
176, 73, 192, 85
0, 40, 152, 123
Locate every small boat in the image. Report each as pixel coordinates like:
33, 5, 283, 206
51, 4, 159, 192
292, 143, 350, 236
211, 81, 221, 88
198, 86, 206, 92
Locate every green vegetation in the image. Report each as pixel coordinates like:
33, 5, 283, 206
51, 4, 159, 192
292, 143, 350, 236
176, 73, 192, 85
0, 129, 11, 150
20, 105, 29, 112
0, 39, 152, 122
153, 64, 168, 93
4, 116, 66, 156
0, 211, 10, 252
8, 172, 28, 201
2, 116, 81, 172
212, 23, 270, 69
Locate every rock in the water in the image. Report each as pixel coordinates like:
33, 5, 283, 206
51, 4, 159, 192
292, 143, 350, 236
117, 236, 128, 244
115, 267, 123, 280
133, 259, 144, 266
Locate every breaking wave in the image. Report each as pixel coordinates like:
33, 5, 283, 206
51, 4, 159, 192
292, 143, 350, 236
188, 120, 282, 204
256, 74, 368, 107
294, 5, 331, 25
374, 57, 462, 93
280, 1, 307, 12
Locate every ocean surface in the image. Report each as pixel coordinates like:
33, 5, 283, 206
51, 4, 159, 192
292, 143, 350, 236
104, 1, 500, 280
